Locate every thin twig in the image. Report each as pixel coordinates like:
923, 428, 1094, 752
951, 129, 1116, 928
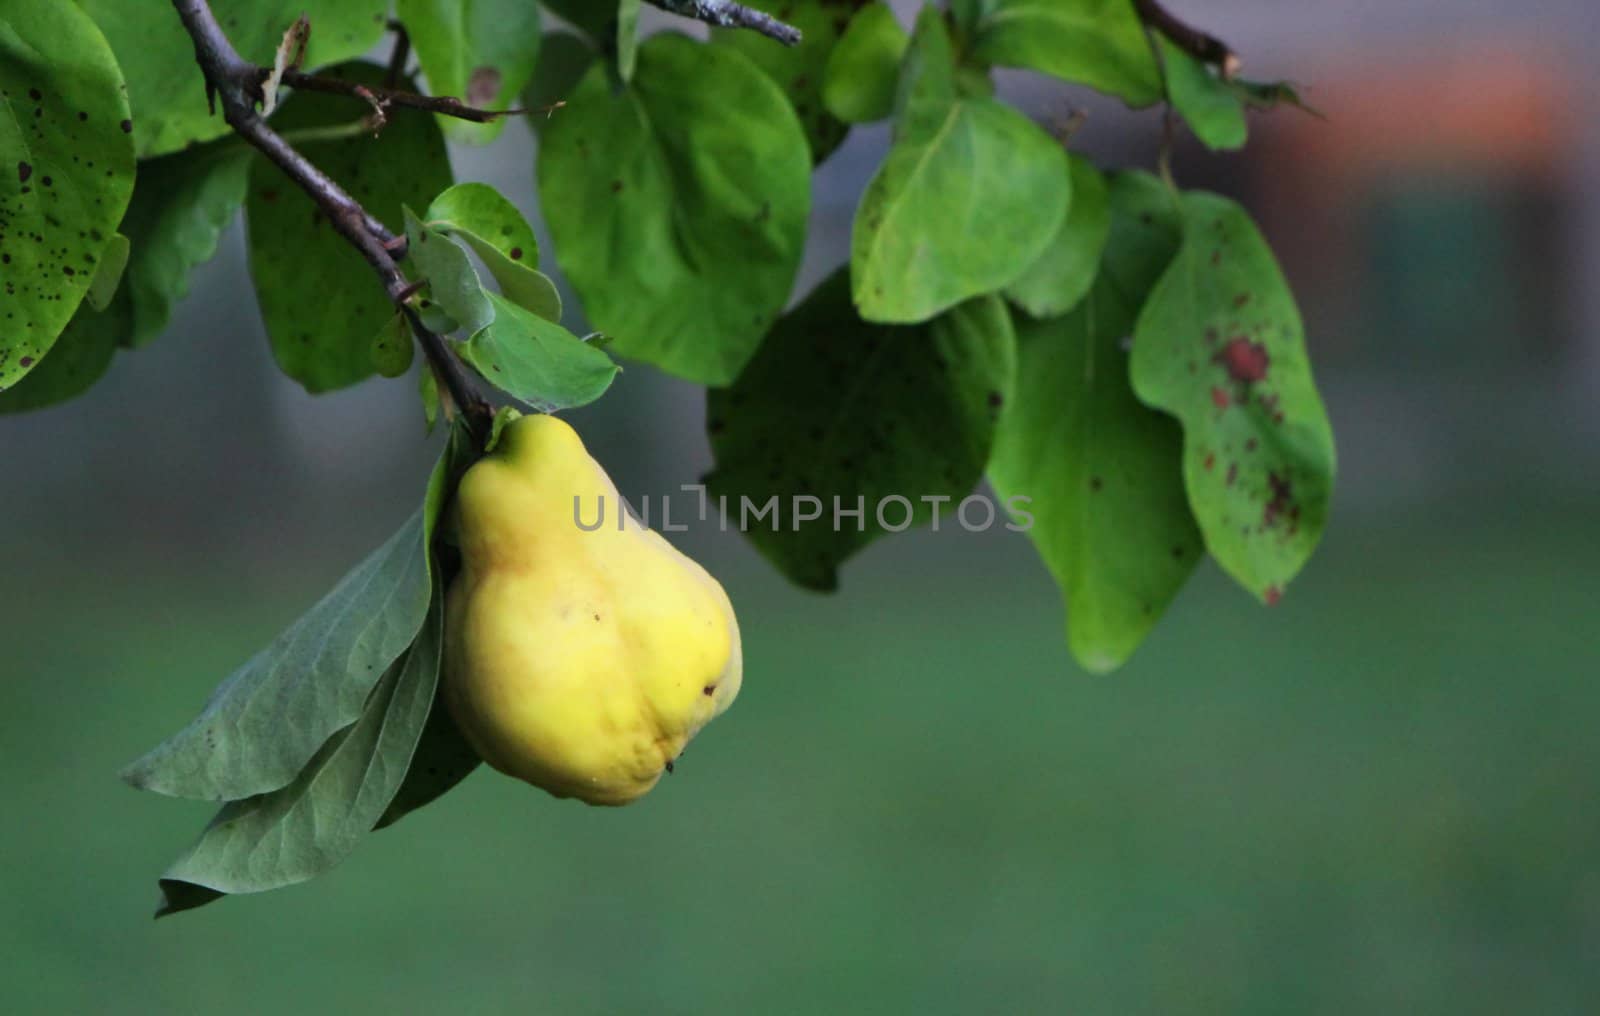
1133, 0, 1241, 79
646, 0, 802, 45
169, 0, 491, 436
280, 71, 523, 124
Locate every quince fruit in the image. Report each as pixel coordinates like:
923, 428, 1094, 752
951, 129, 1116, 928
443, 414, 742, 805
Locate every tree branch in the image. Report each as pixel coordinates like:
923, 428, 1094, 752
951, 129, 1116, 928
169, 0, 491, 438
1133, 0, 1241, 79
279, 71, 528, 125
646, 0, 802, 46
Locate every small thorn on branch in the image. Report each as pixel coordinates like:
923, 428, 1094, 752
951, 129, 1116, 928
646, 0, 802, 46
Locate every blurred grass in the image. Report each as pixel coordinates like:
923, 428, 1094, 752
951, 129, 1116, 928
2, 509, 1598, 1015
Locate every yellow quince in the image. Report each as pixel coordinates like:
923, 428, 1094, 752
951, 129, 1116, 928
443, 414, 742, 805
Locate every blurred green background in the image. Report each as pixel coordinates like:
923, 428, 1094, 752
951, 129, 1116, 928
5, 2, 1600, 1013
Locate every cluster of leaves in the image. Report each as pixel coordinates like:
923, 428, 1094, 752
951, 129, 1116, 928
1, 0, 1334, 913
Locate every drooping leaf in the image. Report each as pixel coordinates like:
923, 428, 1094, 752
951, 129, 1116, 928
0, 0, 135, 392
156, 585, 446, 917
989, 177, 1200, 672
80, 0, 388, 158
851, 8, 1069, 324
714, 0, 868, 162
968, 0, 1161, 106
460, 292, 619, 411
707, 269, 1015, 590
404, 208, 495, 334
822, 3, 908, 125
395, 0, 542, 144
120, 423, 473, 802
1005, 154, 1110, 318
0, 287, 128, 414
121, 511, 433, 802
423, 182, 560, 322
1160, 38, 1246, 151
524, 31, 595, 110
246, 63, 452, 393
117, 144, 254, 349
84, 233, 130, 311
375, 682, 481, 829
537, 33, 811, 384
1131, 191, 1336, 604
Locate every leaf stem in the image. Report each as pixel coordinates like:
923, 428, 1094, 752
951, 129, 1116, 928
168, 0, 491, 439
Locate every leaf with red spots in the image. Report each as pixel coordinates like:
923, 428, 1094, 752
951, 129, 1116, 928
394, 0, 543, 144
1131, 192, 1336, 603
707, 269, 1016, 591
0, 0, 134, 392
990, 171, 1199, 672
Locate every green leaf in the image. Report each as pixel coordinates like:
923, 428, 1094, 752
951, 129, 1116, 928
540, 0, 617, 42
1005, 154, 1110, 318
822, 3, 908, 125
524, 31, 596, 110
1230, 78, 1319, 116
370, 311, 413, 377
714, 0, 866, 162
1161, 38, 1246, 151
423, 182, 560, 322
419, 366, 441, 432
989, 177, 1201, 672
405, 208, 495, 335
155, 584, 446, 917
83, 233, 129, 311
0, 288, 127, 414
0, 0, 135, 392
120, 419, 476, 802
969, 0, 1161, 106
246, 63, 452, 393
375, 682, 481, 829
460, 293, 619, 411
395, 0, 542, 144
616, 0, 643, 81
851, 8, 1069, 324
120, 143, 253, 348
1131, 191, 1336, 604
537, 33, 811, 384
707, 269, 1015, 590
80, 0, 387, 158
121, 509, 433, 801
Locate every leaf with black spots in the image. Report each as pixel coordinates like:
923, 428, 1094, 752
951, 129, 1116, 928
0, 0, 135, 391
